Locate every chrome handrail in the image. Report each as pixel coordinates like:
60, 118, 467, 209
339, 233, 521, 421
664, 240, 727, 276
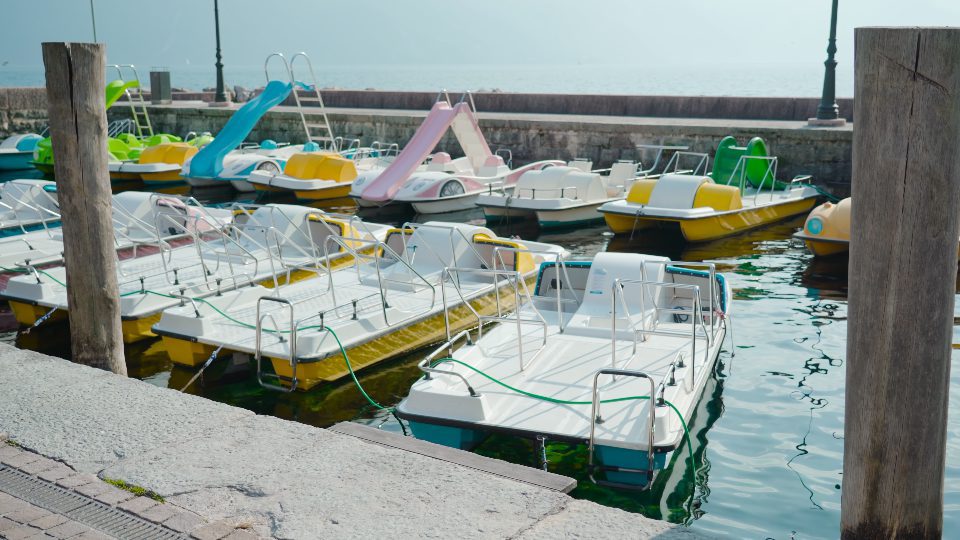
255, 296, 298, 392
588, 368, 656, 490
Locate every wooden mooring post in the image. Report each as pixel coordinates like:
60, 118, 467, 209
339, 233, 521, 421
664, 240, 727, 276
842, 27, 960, 538
41, 42, 126, 375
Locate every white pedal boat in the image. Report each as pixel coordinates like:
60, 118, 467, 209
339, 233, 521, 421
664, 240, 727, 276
1, 204, 389, 343
0, 192, 233, 271
151, 222, 567, 391
349, 97, 563, 213
0, 180, 60, 237
476, 161, 641, 229
396, 252, 730, 489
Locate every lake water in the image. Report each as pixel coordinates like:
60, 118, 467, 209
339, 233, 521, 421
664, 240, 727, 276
0, 63, 855, 98
1, 180, 956, 539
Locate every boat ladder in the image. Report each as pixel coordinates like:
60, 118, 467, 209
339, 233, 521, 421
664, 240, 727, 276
588, 368, 657, 490
290, 52, 337, 151
108, 64, 154, 138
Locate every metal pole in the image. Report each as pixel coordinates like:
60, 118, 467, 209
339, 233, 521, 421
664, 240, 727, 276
89, 0, 97, 42
815, 0, 840, 120
213, 0, 228, 103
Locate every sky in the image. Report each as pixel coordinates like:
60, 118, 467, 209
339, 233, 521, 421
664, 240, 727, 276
1, 0, 958, 94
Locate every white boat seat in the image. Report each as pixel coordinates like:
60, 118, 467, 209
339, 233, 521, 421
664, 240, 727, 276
608, 161, 639, 185
476, 155, 505, 178
647, 174, 709, 209
564, 253, 668, 338
426, 152, 452, 172
568, 159, 593, 172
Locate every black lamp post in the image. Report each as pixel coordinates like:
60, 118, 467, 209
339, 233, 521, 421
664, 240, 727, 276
213, 0, 228, 103
815, 0, 841, 121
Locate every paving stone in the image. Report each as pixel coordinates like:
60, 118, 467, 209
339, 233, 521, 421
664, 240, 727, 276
0, 498, 31, 518
190, 520, 236, 540
138, 503, 177, 524
0, 451, 39, 468
73, 481, 111, 499
0, 445, 21, 459
37, 466, 75, 483
222, 529, 258, 540
71, 531, 113, 540
28, 514, 68, 530
163, 510, 205, 533
0, 516, 18, 531
17, 456, 59, 475
44, 521, 92, 539
91, 485, 135, 506
5, 505, 50, 525
54, 474, 98, 489
3, 524, 44, 540
116, 496, 157, 514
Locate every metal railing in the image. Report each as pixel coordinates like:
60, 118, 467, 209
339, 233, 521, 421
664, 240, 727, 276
726, 155, 814, 204
0, 183, 61, 236
515, 186, 580, 200
662, 151, 710, 176
588, 368, 657, 490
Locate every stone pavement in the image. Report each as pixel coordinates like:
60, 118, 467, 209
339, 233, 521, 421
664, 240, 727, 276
0, 342, 707, 539
0, 440, 262, 539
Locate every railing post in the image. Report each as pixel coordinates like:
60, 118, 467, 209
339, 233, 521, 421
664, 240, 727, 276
841, 27, 960, 539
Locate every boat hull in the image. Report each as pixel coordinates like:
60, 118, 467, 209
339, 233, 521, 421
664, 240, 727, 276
536, 204, 605, 230
604, 197, 817, 242
0, 153, 34, 171
410, 193, 480, 214
294, 184, 353, 201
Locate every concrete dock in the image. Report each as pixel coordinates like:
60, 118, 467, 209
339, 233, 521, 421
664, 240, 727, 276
0, 343, 705, 539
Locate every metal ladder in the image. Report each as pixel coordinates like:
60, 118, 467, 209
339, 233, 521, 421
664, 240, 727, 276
290, 52, 337, 151
108, 64, 154, 139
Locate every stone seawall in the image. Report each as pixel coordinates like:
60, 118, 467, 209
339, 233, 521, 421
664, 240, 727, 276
0, 88, 47, 138
120, 104, 853, 195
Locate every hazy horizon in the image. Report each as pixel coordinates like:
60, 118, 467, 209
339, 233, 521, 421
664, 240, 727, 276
1, 0, 957, 96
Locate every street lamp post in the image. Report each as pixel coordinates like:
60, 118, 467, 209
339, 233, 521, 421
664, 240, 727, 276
809, 0, 845, 126
212, 0, 230, 105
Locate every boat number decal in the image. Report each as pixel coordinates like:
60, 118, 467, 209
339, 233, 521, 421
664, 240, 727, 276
588, 267, 607, 295
807, 217, 823, 235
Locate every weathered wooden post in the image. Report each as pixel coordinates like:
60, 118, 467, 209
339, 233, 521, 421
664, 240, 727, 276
41, 42, 126, 375
842, 27, 960, 538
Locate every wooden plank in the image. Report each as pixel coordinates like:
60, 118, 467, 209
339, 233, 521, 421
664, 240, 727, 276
842, 27, 960, 539
41, 42, 126, 374
328, 421, 577, 493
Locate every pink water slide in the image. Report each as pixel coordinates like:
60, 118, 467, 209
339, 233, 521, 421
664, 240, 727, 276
360, 101, 494, 203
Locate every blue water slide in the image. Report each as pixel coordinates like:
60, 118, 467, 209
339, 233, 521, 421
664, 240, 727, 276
188, 80, 293, 178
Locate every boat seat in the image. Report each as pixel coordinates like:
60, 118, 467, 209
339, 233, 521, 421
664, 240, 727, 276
647, 174, 709, 209
568, 159, 593, 172
306, 215, 347, 254
426, 152, 452, 172
564, 253, 668, 338
477, 155, 505, 178
608, 161, 638, 185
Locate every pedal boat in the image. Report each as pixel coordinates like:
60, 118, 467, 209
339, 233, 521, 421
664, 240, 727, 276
396, 252, 730, 489
0, 134, 43, 171
1, 204, 388, 343
151, 222, 567, 391
793, 198, 851, 257
599, 137, 819, 242
246, 148, 389, 202
0, 191, 233, 272
0, 180, 60, 237
476, 161, 640, 229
